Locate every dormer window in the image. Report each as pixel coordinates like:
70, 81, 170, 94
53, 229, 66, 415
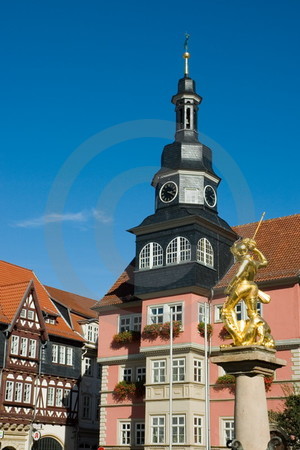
166, 237, 191, 265
85, 323, 98, 343
45, 315, 56, 324
139, 242, 163, 270
197, 238, 214, 268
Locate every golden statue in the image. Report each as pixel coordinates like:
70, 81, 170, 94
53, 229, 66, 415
221, 236, 275, 349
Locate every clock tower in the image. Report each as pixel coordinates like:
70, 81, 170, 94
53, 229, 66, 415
129, 48, 237, 297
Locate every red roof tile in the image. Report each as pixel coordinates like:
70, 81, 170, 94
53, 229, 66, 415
0, 281, 29, 322
216, 214, 300, 288
45, 285, 97, 318
0, 261, 57, 316
97, 260, 135, 307
70, 312, 85, 335
0, 261, 85, 341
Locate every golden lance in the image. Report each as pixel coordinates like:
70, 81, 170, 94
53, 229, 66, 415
252, 212, 266, 240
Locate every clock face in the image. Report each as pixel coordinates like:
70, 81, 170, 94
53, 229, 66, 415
204, 185, 217, 207
159, 181, 178, 203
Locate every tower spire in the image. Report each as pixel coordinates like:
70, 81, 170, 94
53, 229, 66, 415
183, 33, 190, 77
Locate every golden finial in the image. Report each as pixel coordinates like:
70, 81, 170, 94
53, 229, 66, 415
183, 33, 190, 77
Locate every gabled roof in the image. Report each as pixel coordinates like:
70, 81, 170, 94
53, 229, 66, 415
45, 285, 98, 318
0, 261, 57, 316
0, 260, 90, 342
216, 214, 300, 289
96, 260, 136, 307
97, 214, 300, 306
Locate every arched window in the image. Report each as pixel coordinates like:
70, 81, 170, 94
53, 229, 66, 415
197, 238, 214, 267
166, 237, 191, 265
32, 437, 63, 450
139, 242, 163, 269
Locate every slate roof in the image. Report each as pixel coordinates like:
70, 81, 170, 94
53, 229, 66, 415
97, 214, 300, 307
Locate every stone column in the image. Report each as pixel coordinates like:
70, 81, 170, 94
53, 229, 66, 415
211, 346, 286, 450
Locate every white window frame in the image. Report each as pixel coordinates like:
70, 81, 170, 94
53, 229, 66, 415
152, 360, 166, 383
136, 367, 146, 382
172, 415, 185, 444
63, 389, 71, 408
135, 422, 145, 446
139, 242, 163, 270
20, 337, 28, 356
20, 309, 26, 318
28, 339, 37, 358
27, 310, 34, 320
66, 347, 73, 366
236, 301, 262, 320
222, 418, 235, 446
47, 386, 55, 406
56, 387, 64, 407
14, 382, 23, 402
151, 416, 165, 444
122, 367, 132, 382
23, 383, 32, 403
87, 323, 98, 343
148, 302, 183, 325
215, 305, 223, 323
11, 335, 19, 355
119, 314, 142, 332
197, 238, 214, 268
193, 415, 203, 444
172, 358, 185, 382
120, 421, 131, 445
59, 346, 66, 365
84, 357, 93, 376
166, 237, 191, 265
193, 359, 203, 383
5, 380, 14, 401
52, 344, 58, 363
149, 306, 164, 324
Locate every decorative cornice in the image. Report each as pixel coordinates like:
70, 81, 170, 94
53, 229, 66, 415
128, 214, 237, 240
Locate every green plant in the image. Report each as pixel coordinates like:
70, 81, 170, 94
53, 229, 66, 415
142, 323, 161, 340
197, 322, 213, 338
159, 321, 182, 340
112, 330, 141, 346
214, 374, 236, 394
219, 326, 231, 341
113, 381, 136, 401
270, 394, 300, 447
214, 374, 273, 395
142, 321, 182, 341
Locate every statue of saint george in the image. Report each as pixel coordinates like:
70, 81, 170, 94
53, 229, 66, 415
221, 237, 275, 348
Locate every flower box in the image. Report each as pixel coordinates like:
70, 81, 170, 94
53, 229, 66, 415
197, 322, 213, 338
142, 321, 182, 341
112, 330, 141, 347
113, 380, 145, 402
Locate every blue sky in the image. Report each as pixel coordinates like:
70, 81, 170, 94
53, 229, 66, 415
0, 0, 299, 299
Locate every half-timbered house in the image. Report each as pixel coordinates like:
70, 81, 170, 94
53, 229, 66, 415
0, 260, 99, 450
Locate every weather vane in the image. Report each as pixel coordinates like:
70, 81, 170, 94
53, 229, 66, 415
184, 33, 190, 52
183, 33, 190, 77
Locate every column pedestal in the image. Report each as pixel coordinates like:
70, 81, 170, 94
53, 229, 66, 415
211, 346, 286, 450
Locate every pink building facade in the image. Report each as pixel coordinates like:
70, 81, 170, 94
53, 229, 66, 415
95, 53, 300, 449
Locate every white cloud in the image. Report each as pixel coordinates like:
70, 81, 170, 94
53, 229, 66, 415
13, 212, 88, 228
92, 209, 113, 224
13, 209, 113, 228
